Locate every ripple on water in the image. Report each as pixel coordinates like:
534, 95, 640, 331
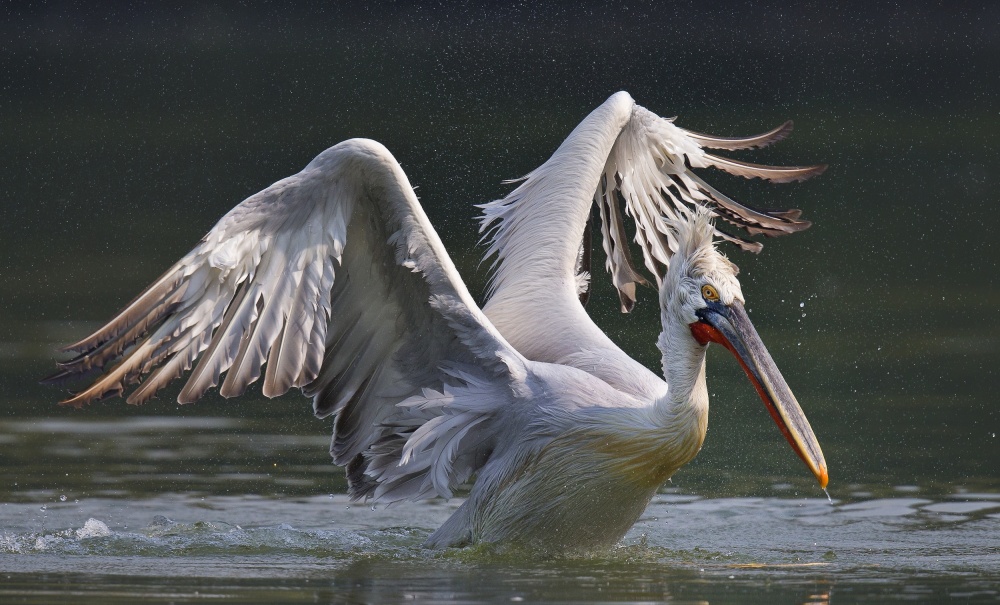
0, 492, 997, 586
836, 498, 932, 518
921, 500, 1000, 515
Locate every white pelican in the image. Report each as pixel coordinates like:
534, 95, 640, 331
47, 92, 828, 551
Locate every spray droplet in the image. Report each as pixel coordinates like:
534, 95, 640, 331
799, 302, 805, 308
823, 488, 833, 505
59, 495, 67, 502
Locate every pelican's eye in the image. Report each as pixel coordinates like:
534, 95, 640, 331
701, 284, 720, 302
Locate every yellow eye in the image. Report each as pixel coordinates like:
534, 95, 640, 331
701, 284, 720, 301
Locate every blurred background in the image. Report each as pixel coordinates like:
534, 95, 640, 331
1, 1, 997, 503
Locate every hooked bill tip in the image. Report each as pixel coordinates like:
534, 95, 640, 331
817, 467, 829, 489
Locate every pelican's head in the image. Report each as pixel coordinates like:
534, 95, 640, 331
662, 210, 828, 489
659, 212, 743, 324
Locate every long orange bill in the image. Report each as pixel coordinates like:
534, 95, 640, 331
691, 300, 828, 488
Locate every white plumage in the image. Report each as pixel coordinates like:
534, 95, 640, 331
48, 92, 828, 552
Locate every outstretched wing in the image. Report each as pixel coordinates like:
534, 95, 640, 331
46, 138, 529, 502
476, 92, 823, 402
480, 91, 825, 313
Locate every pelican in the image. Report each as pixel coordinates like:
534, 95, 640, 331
46, 92, 828, 552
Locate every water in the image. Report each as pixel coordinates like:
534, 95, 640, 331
4, 3, 999, 602
3, 492, 999, 603
1, 417, 998, 603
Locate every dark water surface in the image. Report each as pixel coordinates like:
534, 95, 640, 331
2, 3, 998, 603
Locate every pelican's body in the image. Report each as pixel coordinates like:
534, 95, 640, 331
47, 92, 827, 552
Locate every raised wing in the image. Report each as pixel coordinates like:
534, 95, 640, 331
476, 92, 823, 402
46, 139, 529, 502
480, 91, 825, 313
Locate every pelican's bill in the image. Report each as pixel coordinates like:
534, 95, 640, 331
691, 301, 828, 488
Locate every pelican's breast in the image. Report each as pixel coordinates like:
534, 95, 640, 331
471, 414, 704, 551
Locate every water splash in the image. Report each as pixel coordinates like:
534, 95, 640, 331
76, 518, 111, 539
822, 488, 833, 505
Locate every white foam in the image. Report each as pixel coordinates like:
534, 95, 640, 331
76, 518, 112, 539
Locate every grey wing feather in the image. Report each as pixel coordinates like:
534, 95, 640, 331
681, 120, 794, 150
46, 138, 529, 504
701, 153, 827, 183
598, 104, 822, 303
478, 93, 825, 316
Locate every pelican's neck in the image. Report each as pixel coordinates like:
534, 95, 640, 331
572, 297, 710, 492
660, 310, 708, 401
651, 297, 710, 452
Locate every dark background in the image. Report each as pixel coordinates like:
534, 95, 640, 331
1, 1, 997, 499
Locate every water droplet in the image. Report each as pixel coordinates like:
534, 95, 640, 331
801, 312, 806, 318
59, 495, 67, 502
799, 302, 804, 308
39, 505, 46, 511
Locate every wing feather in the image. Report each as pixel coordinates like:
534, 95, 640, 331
702, 153, 827, 183
605, 105, 817, 290
176, 276, 257, 403
681, 119, 794, 150
480, 92, 823, 309
47, 138, 531, 505
477, 92, 822, 403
